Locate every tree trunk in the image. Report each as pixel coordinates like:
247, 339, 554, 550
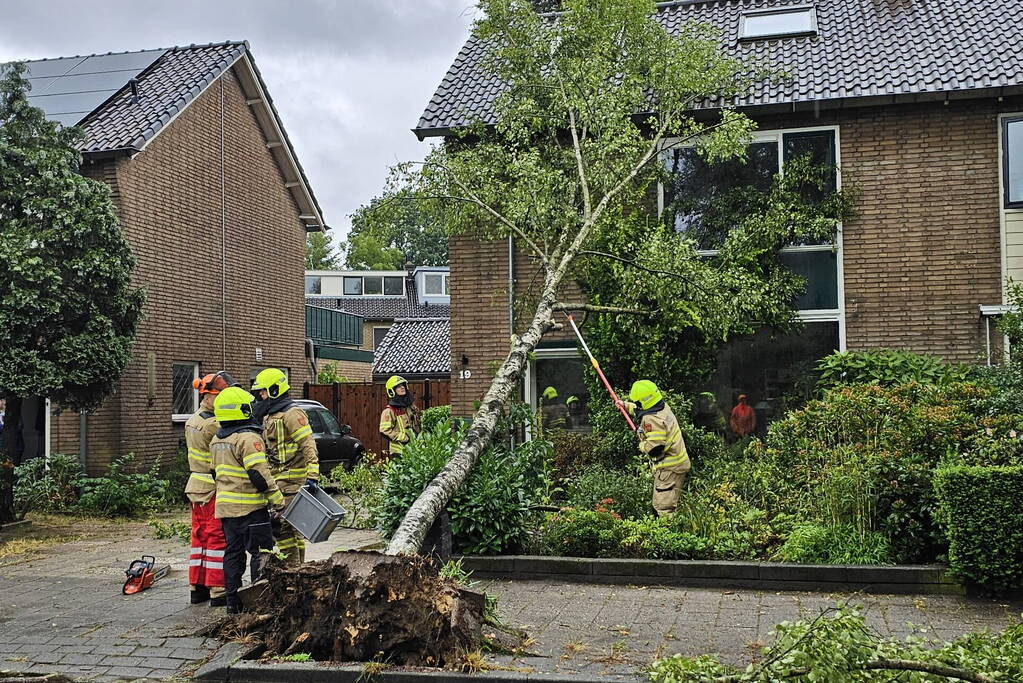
386, 281, 558, 555
0, 396, 23, 526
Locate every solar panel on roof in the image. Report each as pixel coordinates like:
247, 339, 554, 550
22, 49, 166, 127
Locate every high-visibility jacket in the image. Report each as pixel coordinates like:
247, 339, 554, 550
184, 409, 218, 504
380, 404, 418, 455
263, 405, 319, 492
637, 403, 690, 471
210, 429, 284, 519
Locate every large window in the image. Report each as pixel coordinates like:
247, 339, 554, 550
343, 275, 404, 296
701, 322, 839, 437
423, 273, 449, 296
305, 276, 321, 294
171, 362, 199, 421
528, 349, 592, 432
661, 127, 841, 315
1004, 116, 1023, 208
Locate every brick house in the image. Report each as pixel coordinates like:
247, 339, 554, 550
18, 42, 324, 472
305, 266, 451, 381
415, 0, 1023, 430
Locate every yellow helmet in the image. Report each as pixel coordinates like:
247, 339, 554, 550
629, 380, 662, 411
385, 375, 408, 398
251, 368, 289, 398
214, 386, 256, 422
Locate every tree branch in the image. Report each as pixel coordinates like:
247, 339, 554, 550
861, 660, 994, 683
554, 302, 653, 316
576, 249, 713, 294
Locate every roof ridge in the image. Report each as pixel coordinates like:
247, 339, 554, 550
19, 41, 246, 64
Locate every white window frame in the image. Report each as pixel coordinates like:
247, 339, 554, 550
524, 347, 594, 440
658, 124, 846, 350
171, 362, 200, 423
998, 112, 1023, 297
423, 272, 450, 296
739, 5, 817, 41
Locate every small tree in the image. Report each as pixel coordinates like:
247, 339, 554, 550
305, 231, 342, 270
0, 63, 144, 524
384, 0, 850, 554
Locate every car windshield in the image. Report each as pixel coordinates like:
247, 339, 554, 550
319, 409, 342, 435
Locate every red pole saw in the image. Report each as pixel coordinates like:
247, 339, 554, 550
564, 314, 636, 432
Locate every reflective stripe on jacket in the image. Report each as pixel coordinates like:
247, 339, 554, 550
184, 410, 218, 504
263, 406, 319, 489
638, 404, 690, 471
211, 431, 284, 518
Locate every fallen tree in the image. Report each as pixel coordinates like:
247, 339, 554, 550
383, 0, 852, 555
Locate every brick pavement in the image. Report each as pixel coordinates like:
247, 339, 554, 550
3, 519, 1020, 680
0, 517, 381, 681
479, 579, 1023, 679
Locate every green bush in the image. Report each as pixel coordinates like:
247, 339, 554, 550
565, 463, 650, 519
326, 462, 384, 529
161, 441, 192, 508
374, 420, 553, 554
420, 405, 452, 433
816, 349, 969, 390
535, 509, 712, 560
74, 454, 170, 517
13, 454, 84, 518
934, 465, 1023, 594
774, 523, 894, 565
547, 428, 601, 483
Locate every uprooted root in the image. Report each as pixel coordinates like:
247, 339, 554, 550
216, 551, 488, 668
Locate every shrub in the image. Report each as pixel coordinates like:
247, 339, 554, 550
565, 464, 650, 519
327, 462, 384, 529
934, 465, 1023, 594
816, 349, 969, 390
547, 429, 601, 482
160, 441, 192, 508
13, 454, 84, 518
535, 509, 713, 560
74, 454, 169, 517
374, 421, 552, 554
774, 523, 894, 565
420, 405, 452, 433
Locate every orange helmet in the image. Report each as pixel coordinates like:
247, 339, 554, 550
193, 371, 236, 396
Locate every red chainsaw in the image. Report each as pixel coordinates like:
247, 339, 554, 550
122, 555, 171, 595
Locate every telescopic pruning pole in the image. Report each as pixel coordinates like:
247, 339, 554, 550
565, 314, 637, 432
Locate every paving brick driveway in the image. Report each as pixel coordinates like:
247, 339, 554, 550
2, 518, 1020, 681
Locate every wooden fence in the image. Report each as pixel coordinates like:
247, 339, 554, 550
303, 380, 451, 458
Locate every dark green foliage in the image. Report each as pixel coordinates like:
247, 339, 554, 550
816, 349, 969, 391
346, 189, 448, 268
0, 63, 144, 411
12, 455, 84, 518
420, 405, 452, 433
375, 421, 554, 554
934, 466, 1023, 594
536, 509, 712, 560
160, 442, 192, 508
74, 455, 169, 518
565, 464, 651, 519
774, 523, 894, 565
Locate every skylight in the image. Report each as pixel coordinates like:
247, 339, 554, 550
740, 6, 817, 40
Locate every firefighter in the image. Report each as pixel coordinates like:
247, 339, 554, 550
251, 368, 318, 564
184, 371, 236, 607
620, 380, 691, 517
210, 386, 284, 614
379, 375, 420, 457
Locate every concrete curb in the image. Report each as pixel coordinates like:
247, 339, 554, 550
456, 555, 964, 594
196, 658, 636, 682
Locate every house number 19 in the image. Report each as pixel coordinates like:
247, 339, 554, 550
459, 370, 472, 380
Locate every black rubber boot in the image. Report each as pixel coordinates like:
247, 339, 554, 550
210, 595, 227, 608
190, 586, 211, 604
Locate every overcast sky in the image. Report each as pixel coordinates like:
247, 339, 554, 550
0, 0, 477, 245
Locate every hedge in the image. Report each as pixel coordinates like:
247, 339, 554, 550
933, 465, 1023, 594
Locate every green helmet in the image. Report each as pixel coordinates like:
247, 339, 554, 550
214, 386, 256, 423
542, 386, 558, 401
385, 375, 408, 398
629, 380, 662, 411
251, 368, 289, 398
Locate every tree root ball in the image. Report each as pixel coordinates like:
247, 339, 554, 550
230, 551, 486, 667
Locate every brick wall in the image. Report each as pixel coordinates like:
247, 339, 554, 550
448, 96, 1023, 417
52, 68, 310, 473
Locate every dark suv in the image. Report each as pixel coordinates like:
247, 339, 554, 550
293, 399, 365, 476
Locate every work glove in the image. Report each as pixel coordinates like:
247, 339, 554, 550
304, 479, 318, 490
